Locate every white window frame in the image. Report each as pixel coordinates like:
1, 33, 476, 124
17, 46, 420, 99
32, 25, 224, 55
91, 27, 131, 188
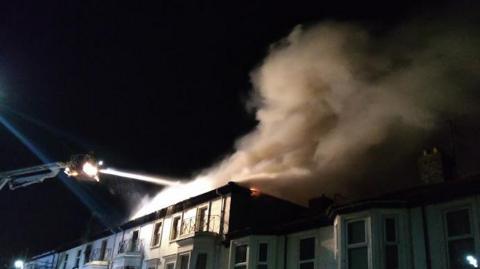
144, 258, 160, 269
164, 254, 176, 269
177, 252, 191, 269
257, 242, 268, 269
382, 215, 399, 269
150, 220, 163, 248
298, 237, 315, 269
344, 217, 371, 269
443, 206, 476, 269
233, 243, 249, 269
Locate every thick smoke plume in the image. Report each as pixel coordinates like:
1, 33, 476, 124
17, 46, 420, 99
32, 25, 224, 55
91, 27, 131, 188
134, 17, 480, 218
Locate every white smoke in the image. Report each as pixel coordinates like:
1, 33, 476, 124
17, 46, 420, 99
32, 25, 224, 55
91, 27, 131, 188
133, 19, 480, 218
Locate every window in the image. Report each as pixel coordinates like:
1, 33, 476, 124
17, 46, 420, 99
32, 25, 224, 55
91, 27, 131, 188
257, 243, 268, 269
171, 216, 182, 240
384, 217, 398, 269
62, 254, 69, 269
178, 254, 190, 269
146, 259, 159, 269
196, 207, 208, 232
99, 240, 107, 260
74, 250, 81, 268
151, 222, 162, 247
131, 230, 139, 251
299, 238, 315, 269
84, 245, 91, 264
166, 263, 175, 269
445, 208, 475, 269
347, 220, 368, 269
195, 253, 207, 269
234, 245, 248, 269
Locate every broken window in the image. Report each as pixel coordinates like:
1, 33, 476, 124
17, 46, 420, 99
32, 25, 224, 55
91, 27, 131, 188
196, 207, 208, 232
151, 222, 162, 247
170, 216, 182, 240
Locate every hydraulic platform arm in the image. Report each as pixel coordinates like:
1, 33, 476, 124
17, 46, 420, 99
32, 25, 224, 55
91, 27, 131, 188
0, 162, 67, 191
0, 154, 100, 191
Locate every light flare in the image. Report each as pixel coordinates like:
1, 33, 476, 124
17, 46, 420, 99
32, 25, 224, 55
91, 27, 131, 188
467, 255, 478, 268
82, 162, 99, 181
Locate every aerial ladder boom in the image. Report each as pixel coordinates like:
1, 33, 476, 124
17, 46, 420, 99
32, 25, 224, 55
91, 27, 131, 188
0, 162, 67, 191
0, 154, 99, 191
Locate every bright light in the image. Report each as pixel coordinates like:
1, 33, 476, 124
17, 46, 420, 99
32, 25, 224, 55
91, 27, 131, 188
64, 167, 79, 177
132, 176, 214, 219
467, 255, 478, 268
98, 160, 104, 166
82, 162, 99, 180
99, 168, 178, 186
14, 260, 24, 269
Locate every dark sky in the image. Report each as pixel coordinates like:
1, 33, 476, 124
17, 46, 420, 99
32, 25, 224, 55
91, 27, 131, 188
0, 0, 469, 265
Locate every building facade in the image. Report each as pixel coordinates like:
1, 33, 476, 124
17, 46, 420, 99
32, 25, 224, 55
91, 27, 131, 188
26, 177, 480, 269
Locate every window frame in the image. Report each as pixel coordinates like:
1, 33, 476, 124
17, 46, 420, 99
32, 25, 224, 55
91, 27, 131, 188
196, 205, 210, 232
170, 214, 183, 241
62, 254, 69, 269
382, 215, 399, 269
145, 258, 160, 269
257, 242, 268, 269
298, 237, 315, 269
74, 249, 81, 268
443, 206, 476, 269
177, 252, 190, 269
344, 217, 370, 269
150, 220, 163, 248
99, 239, 108, 261
164, 254, 177, 269
83, 245, 92, 264
233, 244, 249, 269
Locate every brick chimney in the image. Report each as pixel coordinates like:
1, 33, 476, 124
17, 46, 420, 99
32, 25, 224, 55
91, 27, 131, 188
417, 147, 445, 184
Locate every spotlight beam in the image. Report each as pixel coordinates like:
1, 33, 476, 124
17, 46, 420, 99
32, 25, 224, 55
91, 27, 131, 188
99, 168, 179, 186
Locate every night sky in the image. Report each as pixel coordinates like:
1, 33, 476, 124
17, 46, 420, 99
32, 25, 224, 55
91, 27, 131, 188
0, 0, 473, 266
